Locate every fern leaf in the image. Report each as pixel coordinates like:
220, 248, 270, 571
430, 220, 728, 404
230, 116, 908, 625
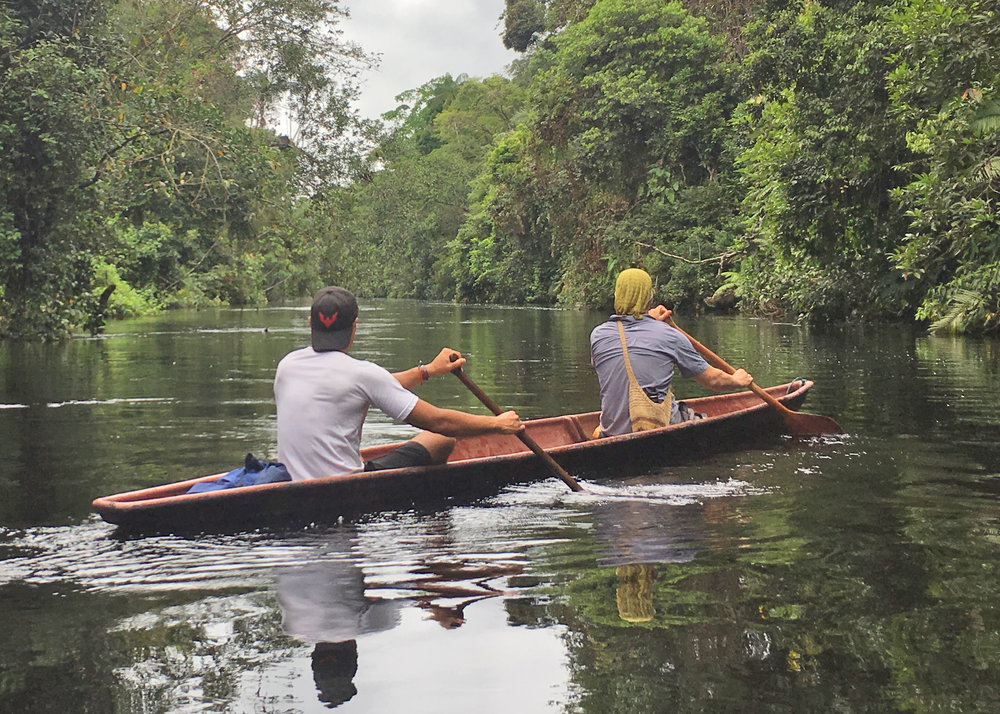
929, 309, 964, 335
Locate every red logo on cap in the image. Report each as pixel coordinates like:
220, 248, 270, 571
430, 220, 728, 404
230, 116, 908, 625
317, 311, 338, 328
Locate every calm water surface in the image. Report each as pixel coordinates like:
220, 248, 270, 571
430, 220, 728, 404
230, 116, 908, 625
1, 301, 999, 713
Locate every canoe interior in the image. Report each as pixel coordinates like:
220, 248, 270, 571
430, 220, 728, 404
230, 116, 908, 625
92, 380, 814, 534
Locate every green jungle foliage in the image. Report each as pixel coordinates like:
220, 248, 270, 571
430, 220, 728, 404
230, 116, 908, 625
1, 0, 998, 338
0, 0, 373, 339
733, 1, 916, 322
887, 0, 1000, 333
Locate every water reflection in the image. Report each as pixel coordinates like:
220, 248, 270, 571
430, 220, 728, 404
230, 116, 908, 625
276, 528, 400, 707
615, 563, 657, 623
273, 522, 529, 708
401, 559, 524, 629
590, 488, 704, 626
310, 641, 359, 708
3, 304, 1000, 712
277, 530, 401, 645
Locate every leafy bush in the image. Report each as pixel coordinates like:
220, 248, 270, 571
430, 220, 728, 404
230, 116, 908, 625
90, 261, 161, 320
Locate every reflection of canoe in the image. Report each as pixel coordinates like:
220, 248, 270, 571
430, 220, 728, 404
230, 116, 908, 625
93, 380, 815, 533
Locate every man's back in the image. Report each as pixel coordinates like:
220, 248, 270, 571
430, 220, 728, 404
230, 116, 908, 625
590, 316, 707, 436
274, 348, 417, 479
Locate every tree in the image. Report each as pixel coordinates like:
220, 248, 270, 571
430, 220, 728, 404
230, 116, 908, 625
732, 0, 915, 322
503, 0, 546, 52
328, 75, 529, 300
887, 0, 1000, 334
445, 125, 559, 304
1, 0, 375, 338
0, 7, 110, 338
209, 0, 376, 190
98, 0, 375, 306
458, 0, 739, 308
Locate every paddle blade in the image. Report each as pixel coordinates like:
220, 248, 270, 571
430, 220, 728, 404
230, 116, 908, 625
668, 316, 842, 437
782, 410, 843, 436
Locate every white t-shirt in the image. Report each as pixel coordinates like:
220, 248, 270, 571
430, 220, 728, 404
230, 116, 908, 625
274, 348, 419, 480
277, 531, 400, 643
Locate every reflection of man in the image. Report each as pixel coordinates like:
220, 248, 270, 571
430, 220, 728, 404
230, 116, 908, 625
277, 558, 400, 643
275, 529, 400, 708
594, 498, 704, 624
596, 501, 702, 568
311, 640, 359, 708
615, 564, 656, 623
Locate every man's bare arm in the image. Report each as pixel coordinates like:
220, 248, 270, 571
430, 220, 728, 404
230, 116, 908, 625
393, 348, 467, 389
692, 366, 754, 392
405, 399, 523, 437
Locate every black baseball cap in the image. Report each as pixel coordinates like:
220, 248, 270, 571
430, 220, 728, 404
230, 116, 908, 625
310, 286, 358, 352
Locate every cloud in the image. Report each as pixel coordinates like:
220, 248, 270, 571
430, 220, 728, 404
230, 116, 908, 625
342, 0, 517, 118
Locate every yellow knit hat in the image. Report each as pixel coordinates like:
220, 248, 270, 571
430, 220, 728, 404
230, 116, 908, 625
614, 268, 653, 318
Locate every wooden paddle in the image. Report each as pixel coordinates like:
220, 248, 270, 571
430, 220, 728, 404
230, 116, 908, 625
665, 316, 844, 436
449, 355, 585, 492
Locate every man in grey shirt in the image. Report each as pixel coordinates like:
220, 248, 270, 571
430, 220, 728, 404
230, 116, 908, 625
590, 269, 753, 437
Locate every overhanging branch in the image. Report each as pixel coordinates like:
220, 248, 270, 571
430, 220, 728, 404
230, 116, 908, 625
636, 241, 739, 266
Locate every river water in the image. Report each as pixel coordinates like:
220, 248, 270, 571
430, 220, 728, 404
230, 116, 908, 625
1, 301, 998, 713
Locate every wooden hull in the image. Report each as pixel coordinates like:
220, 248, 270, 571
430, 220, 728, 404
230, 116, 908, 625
92, 381, 814, 533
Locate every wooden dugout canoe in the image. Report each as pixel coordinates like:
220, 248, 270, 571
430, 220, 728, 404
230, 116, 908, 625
93, 380, 816, 534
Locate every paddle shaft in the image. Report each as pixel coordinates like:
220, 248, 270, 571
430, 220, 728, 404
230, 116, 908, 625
664, 316, 843, 435
665, 317, 788, 408
449, 361, 584, 492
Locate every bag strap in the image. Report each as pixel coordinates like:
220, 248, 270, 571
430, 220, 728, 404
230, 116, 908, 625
617, 321, 672, 431
616, 320, 639, 384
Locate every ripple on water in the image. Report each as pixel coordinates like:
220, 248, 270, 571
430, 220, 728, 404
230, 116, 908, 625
0, 467, 794, 602
581, 478, 770, 505
0, 521, 347, 592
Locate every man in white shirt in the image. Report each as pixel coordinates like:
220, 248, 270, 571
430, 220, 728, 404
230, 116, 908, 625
274, 286, 523, 480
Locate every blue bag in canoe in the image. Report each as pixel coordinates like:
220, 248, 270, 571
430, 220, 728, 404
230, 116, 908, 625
187, 453, 290, 494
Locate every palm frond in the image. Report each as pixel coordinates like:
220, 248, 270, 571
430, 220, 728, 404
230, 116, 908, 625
971, 99, 1000, 136
929, 289, 983, 334
974, 155, 1000, 183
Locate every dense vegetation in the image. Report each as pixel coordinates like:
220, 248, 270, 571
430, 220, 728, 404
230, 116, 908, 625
1, 0, 374, 338
1, 0, 998, 339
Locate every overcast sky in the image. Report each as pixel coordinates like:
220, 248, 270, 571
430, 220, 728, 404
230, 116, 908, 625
340, 0, 518, 119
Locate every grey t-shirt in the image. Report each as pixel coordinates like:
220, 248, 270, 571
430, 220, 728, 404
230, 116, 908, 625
590, 315, 709, 436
